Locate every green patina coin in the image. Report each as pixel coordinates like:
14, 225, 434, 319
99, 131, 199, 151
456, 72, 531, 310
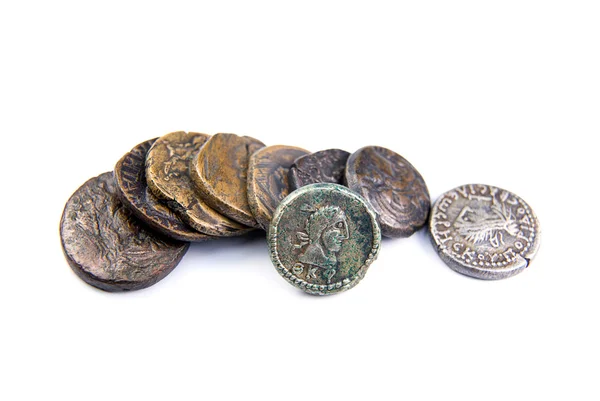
269, 183, 381, 295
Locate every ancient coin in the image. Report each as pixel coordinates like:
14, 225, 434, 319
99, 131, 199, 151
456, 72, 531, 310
429, 184, 541, 280
190, 133, 266, 228
60, 172, 189, 292
269, 183, 381, 295
345, 146, 430, 238
288, 148, 350, 190
247, 145, 310, 230
146, 131, 253, 237
114, 138, 213, 242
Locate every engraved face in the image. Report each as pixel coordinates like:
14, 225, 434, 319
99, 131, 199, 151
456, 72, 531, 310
322, 217, 349, 252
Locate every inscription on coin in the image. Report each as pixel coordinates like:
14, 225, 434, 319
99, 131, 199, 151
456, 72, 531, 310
60, 172, 189, 292
114, 139, 212, 242
146, 131, 252, 237
345, 146, 430, 238
269, 184, 380, 295
247, 145, 309, 230
190, 133, 266, 228
289, 148, 350, 190
429, 184, 541, 280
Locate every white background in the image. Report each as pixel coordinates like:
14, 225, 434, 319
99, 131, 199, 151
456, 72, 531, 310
1, 1, 598, 400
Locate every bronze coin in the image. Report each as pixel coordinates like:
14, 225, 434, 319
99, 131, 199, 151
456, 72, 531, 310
247, 145, 309, 230
288, 148, 350, 190
190, 133, 266, 228
114, 138, 213, 242
60, 172, 189, 292
146, 131, 253, 237
345, 146, 430, 238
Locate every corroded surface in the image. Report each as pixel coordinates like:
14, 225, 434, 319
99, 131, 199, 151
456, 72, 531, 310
429, 184, 541, 280
146, 131, 252, 237
190, 133, 265, 228
60, 172, 189, 292
247, 145, 309, 230
114, 139, 212, 242
346, 146, 430, 238
289, 148, 350, 189
269, 184, 380, 295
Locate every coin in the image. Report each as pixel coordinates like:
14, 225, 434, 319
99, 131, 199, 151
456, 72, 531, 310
288, 148, 350, 190
269, 183, 381, 295
345, 146, 430, 238
190, 133, 266, 228
114, 138, 213, 242
247, 145, 309, 230
429, 184, 541, 280
146, 131, 253, 237
60, 172, 189, 292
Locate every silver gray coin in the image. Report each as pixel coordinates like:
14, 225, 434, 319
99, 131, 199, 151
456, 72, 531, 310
269, 183, 381, 295
429, 184, 541, 280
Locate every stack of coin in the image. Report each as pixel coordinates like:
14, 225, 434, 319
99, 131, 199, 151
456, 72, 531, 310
60, 131, 539, 294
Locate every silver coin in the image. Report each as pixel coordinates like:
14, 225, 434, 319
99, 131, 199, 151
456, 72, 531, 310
429, 184, 541, 280
269, 183, 381, 295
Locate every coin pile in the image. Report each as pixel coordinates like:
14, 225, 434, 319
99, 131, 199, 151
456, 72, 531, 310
60, 132, 540, 294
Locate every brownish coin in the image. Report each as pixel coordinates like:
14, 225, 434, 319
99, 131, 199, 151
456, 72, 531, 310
114, 138, 213, 242
146, 131, 253, 237
190, 133, 266, 228
60, 172, 189, 292
247, 145, 310, 230
345, 146, 430, 238
288, 148, 350, 190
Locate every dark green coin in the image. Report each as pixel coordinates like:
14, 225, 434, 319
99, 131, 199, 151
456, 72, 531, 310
269, 183, 381, 295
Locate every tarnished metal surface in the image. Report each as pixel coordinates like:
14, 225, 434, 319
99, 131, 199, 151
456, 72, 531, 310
191, 133, 265, 228
346, 146, 430, 238
247, 145, 309, 230
60, 172, 189, 292
146, 131, 252, 237
269, 184, 380, 295
114, 138, 213, 242
429, 184, 541, 280
289, 148, 350, 190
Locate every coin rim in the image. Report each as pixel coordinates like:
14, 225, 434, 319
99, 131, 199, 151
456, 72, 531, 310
268, 183, 381, 295
428, 183, 541, 280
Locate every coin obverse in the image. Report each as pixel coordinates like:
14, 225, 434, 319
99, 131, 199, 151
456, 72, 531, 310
146, 131, 252, 237
114, 138, 213, 242
269, 184, 381, 295
288, 148, 350, 190
429, 184, 541, 280
247, 145, 310, 230
345, 146, 430, 238
191, 133, 266, 228
60, 172, 189, 292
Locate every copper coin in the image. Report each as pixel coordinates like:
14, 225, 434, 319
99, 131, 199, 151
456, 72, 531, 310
60, 172, 189, 292
146, 131, 252, 237
247, 145, 309, 230
345, 146, 430, 238
114, 138, 212, 242
190, 133, 266, 228
289, 148, 350, 190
